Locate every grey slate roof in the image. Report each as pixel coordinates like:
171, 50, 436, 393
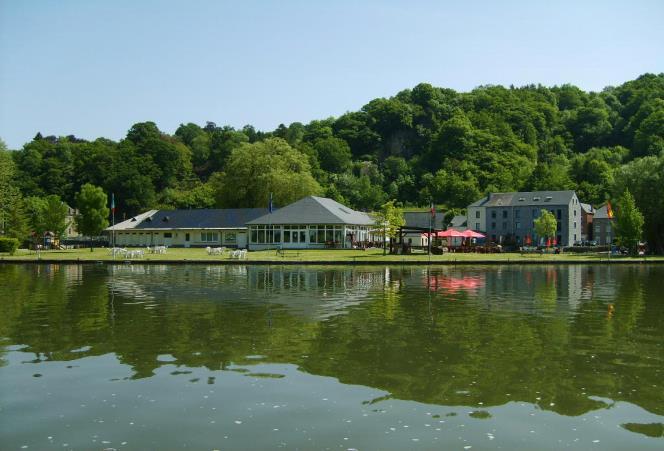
594, 204, 613, 220
247, 196, 374, 226
450, 215, 468, 228
580, 203, 594, 214
130, 208, 270, 230
106, 210, 158, 231
472, 190, 577, 208
403, 212, 446, 230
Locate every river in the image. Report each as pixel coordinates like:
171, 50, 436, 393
0, 263, 662, 449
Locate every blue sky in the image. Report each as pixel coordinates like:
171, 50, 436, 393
1, 0, 662, 149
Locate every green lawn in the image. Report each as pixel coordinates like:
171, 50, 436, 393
1, 247, 661, 263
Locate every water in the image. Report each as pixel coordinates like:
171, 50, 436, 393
0, 263, 663, 449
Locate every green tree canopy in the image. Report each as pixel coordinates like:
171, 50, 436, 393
534, 209, 557, 245
374, 200, 405, 255
212, 138, 322, 208
613, 189, 644, 255
75, 184, 110, 249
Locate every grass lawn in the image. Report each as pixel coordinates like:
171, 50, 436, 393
1, 247, 661, 263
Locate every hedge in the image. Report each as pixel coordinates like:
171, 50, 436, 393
0, 237, 20, 255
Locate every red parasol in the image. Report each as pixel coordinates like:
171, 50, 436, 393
435, 228, 465, 238
461, 229, 485, 238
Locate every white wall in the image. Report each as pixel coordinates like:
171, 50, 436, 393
113, 229, 246, 247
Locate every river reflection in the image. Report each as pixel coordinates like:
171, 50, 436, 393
0, 263, 663, 449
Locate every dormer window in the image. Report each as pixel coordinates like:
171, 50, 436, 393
545, 196, 552, 202
162, 216, 170, 222
533, 196, 541, 201
518, 197, 525, 202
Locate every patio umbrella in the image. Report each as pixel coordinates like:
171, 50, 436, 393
461, 230, 485, 238
435, 228, 465, 238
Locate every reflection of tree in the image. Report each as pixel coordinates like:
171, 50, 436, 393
2, 264, 663, 418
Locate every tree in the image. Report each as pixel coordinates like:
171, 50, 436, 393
42, 195, 69, 239
75, 184, 110, 251
314, 137, 352, 173
374, 200, 405, 255
613, 190, 644, 255
212, 138, 321, 208
612, 154, 664, 254
0, 143, 27, 239
534, 209, 557, 246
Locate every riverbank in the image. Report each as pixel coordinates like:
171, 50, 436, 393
1, 248, 662, 265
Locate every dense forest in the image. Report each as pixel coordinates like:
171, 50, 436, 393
1, 73, 663, 250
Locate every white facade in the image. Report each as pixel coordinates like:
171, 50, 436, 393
112, 229, 246, 248
248, 224, 376, 250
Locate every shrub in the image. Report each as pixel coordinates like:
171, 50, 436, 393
0, 237, 20, 255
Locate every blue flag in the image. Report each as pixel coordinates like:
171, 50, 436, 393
111, 193, 115, 213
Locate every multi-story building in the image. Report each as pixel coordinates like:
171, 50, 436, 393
467, 190, 583, 246
580, 203, 594, 242
593, 204, 614, 245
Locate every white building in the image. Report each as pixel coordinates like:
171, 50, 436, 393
105, 208, 270, 248
246, 196, 376, 250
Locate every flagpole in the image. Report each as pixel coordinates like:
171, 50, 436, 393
428, 201, 434, 263
111, 193, 115, 258
268, 192, 273, 251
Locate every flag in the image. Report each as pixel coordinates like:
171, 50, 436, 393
430, 202, 436, 218
111, 193, 115, 213
606, 201, 614, 219
268, 192, 273, 214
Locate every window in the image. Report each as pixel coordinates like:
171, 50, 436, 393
475, 222, 480, 230
533, 209, 538, 218
557, 209, 562, 220
573, 222, 577, 229
515, 210, 520, 219
309, 225, 343, 244
574, 210, 577, 217
491, 211, 496, 219
502, 211, 507, 219
224, 232, 236, 242
595, 225, 600, 233
556, 223, 561, 231
200, 231, 218, 242
164, 232, 173, 238
516, 222, 521, 229
502, 221, 507, 230
249, 225, 280, 244
491, 222, 496, 230
475, 211, 480, 218
607, 224, 611, 233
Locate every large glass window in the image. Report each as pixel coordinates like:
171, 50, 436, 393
201, 232, 218, 242
249, 225, 281, 244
